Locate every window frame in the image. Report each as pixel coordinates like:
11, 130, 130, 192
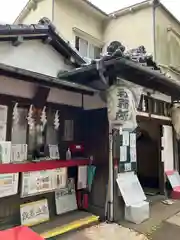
75, 34, 102, 59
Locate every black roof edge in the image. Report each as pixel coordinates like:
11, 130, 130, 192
47, 24, 86, 66
58, 56, 180, 97
0, 63, 96, 95
0, 20, 86, 67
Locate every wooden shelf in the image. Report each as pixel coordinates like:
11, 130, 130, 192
0, 159, 89, 174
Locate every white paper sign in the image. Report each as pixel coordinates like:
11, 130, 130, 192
20, 199, 49, 226
122, 131, 129, 146
120, 146, 127, 162
130, 147, 137, 163
130, 133, 136, 147
0, 105, 8, 123
48, 145, 60, 159
11, 144, 27, 163
77, 166, 87, 189
0, 106, 7, 141
55, 179, 77, 215
116, 172, 146, 206
0, 123, 7, 141
124, 163, 132, 171
53, 168, 67, 189
0, 173, 19, 198
0, 141, 11, 164
21, 168, 67, 198
166, 171, 180, 188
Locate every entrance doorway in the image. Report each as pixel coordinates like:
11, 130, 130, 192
136, 118, 162, 196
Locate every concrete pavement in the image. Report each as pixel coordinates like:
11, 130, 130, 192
57, 223, 148, 240
56, 201, 180, 240
149, 211, 180, 240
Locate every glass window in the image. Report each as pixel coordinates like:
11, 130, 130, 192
75, 36, 101, 59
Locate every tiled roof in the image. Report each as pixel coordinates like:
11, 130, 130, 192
58, 42, 180, 97
0, 18, 85, 66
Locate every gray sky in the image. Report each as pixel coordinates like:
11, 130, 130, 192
0, 0, 179, 23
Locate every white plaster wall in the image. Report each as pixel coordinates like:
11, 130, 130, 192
16, 0, 53, 24
0, 40, 71, 78
83, 94, 106, 110
0, 76, 82, 107
155, 6, 180, 68
47, 88, 82, 107
103, 7, 154, 55
54, 0, 104, 45
19, 0, 105, 45
0, 76, 36, 98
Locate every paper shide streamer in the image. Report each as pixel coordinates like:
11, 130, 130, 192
27, 104, 35, 130
12, 102, 19, 125
54, 110, 60, 130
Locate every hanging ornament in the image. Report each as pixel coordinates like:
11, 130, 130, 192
40, 106, 47, 131
27, 104, 35, 130
12, 102, 19, 125
54, 110, 60, 130
142, 95, 146, 112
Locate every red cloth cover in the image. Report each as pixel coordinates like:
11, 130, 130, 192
0, 226, 44, 240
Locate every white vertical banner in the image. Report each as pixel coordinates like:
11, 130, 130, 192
77, 166, 87, 189
162, 125, 174, 171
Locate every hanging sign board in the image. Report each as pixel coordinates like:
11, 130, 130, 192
21, 168, 67, 198
116, 172, 146, 206
0, 173, 19, 198
20, 199, 49, 226
77, 166, 87, 190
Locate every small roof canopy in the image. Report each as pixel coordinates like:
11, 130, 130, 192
58, 56, 180, 97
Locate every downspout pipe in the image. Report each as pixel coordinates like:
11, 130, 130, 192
152, 0, 157, 61
52, 0, 55, 22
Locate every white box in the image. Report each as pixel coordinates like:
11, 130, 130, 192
125, 201, 149, 224
11, 144, 28, 163
0, 141, 11, 164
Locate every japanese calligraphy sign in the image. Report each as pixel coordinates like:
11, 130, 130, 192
107, 82, 142, 130
107, 86, 131, 124
20, 199, 49, 226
